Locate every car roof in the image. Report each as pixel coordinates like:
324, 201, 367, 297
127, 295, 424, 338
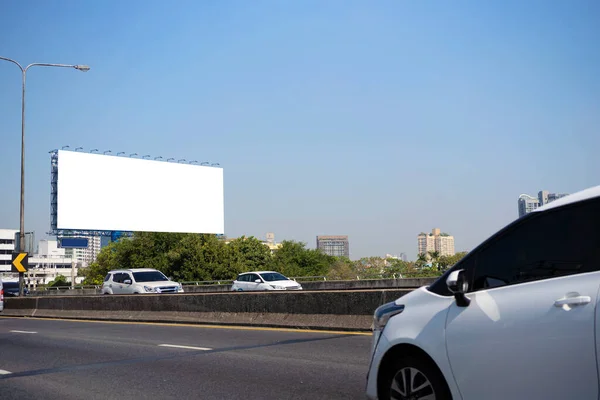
533, 184, 600, 214
238, 271, 279, 275
108, 268, 161, 273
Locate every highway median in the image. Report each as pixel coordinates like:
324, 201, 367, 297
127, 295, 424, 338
1, 288, 416, 331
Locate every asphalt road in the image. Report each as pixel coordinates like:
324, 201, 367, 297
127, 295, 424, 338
0, 317, 372, 399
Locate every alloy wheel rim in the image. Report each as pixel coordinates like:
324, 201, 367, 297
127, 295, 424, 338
390, 367, 435, 400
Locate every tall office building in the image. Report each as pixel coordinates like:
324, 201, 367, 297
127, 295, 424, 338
417, 228, 455, 257
518, 190, 569, 218
316, 235, 349, 258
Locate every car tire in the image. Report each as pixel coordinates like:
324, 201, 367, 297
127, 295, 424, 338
379, 355, 451, 400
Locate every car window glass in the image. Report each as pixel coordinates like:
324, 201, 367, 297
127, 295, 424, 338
472, 198, 600, 291
104, 274, 111, 282
249, 274, 259, 282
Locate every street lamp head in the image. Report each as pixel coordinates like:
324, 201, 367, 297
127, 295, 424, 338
103, 150, 111, 155
90, 149, 99, 153
62, 145, 70, 150
200, 162, 209, 166
117, 152, 125, 156
75, 147, 84, 151
74, 65, 90, 72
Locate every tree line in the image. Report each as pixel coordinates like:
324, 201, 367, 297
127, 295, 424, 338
81, 232, 468, 285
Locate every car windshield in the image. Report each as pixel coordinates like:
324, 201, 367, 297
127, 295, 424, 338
259, 273, 289, 282
132, 271, 169, 282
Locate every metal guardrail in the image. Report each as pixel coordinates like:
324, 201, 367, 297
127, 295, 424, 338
29, 273, 442, 292
40, 285, 101, 291
179, 273, 441, 286
179, 280, 234, 286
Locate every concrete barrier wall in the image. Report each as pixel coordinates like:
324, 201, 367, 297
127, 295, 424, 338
2, 289, 415, 331
28, 277, 437, 296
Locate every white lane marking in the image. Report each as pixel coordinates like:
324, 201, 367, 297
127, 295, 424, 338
0, 370, 12, 375
158, 344, 212, 351
10, 330, 37, 334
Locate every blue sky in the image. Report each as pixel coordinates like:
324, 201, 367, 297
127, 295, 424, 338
0, 0, 598, 260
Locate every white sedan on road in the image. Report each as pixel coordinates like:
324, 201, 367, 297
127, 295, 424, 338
231, 271, 303, 291
102, 268, 184, 294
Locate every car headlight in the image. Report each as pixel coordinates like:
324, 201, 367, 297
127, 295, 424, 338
271, 285, 284, 290
373, 302, 405, 331
144, 286, 154, 293
177, 284, 183, 292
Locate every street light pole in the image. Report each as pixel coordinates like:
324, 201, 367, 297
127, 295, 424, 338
0, 56, 90, 296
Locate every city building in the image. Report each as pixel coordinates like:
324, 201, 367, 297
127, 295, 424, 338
0, 237, 84, 287
417, 228, 455, 257
27, 240, 82, 287
518, 190, 569, 218
261, 233, 282, 253
63, 236, 102, 267
316, 235, 349, 258
0, 229, 18, 270
0, 230, 37, 271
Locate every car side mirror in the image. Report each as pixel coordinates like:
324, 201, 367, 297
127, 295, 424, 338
254, 279, 262, 284
124, 279, 132, 285
446, 269, 470, 307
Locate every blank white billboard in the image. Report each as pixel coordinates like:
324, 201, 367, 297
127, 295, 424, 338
57, 150, 224, 234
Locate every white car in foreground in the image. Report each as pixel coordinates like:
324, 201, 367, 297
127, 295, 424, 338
231, 271, 303, 291
367, 184, 600, 400
101, 268, 184, 294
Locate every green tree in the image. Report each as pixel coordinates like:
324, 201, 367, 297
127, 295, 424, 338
272, 241, 334, 277
326, 257, 356, 280
428, 251, 440, 270
225, 236, 273, 277
48, 274, 69, 287
437, 251, 468, 271
416, 253, 429, 268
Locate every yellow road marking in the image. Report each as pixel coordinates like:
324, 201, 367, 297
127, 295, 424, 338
0, 316, 372, 336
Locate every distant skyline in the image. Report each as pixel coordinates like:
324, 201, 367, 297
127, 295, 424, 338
0, 0, 598, 260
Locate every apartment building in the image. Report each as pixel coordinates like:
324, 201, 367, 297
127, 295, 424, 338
518, 190, 569, 218
418, 228, 455, 257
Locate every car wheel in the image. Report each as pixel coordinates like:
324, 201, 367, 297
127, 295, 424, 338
380, 355, 451, 400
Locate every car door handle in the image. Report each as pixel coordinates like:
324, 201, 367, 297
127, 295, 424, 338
554, 296, 591, 307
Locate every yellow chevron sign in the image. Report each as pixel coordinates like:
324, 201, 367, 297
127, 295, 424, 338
11, 252, 28, 273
